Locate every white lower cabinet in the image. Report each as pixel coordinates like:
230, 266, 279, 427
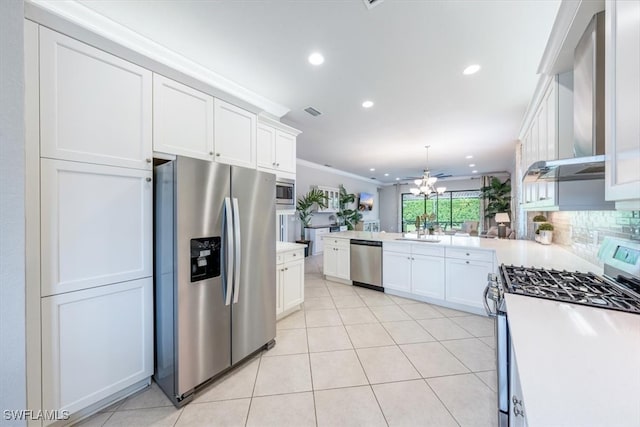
41, 278, 153, 418
382, 251, 412, 292
323, 238, 350, 281
40, 159, 153, 296
383, 247, 445, 298
277, 248, 305, 317
383, 244, 492, 313
445, 258, 493, 310
412, 254, 446, 299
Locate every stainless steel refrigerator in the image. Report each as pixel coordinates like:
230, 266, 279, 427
154, 156, 276, 407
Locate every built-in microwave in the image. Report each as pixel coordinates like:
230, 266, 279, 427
276, 178, 295, 208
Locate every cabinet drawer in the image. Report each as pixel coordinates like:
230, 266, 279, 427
325, 237, 350, 249
383, 242, 409, 253
411, 244, 445, 257
276, 253, 284, 265
445, 247, 493, 262
283, 249, 304, 263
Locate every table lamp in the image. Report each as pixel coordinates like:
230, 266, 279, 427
495, 212, 510, 239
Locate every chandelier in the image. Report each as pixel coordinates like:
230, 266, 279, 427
409, 145, 446, 197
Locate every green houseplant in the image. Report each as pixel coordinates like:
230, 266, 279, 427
296, 188, 328, 240
481, 177, 512, 220
535, 222, 554, 245
336, 185, 362, 230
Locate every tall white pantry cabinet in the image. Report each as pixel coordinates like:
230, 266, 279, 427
28, 24, 154, 421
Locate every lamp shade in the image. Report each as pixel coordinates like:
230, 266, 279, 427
495, 212, 510, 223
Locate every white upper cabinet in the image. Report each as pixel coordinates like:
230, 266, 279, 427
213, 98, 257, 168
257, 119, 299, 177
257, 123, 276, 169
39, 27, 152, 170
153, 74, 214, 161
521, 77, 558, 209
605, 0, 640, 204
274, 130, 297, 175
40, 159, 152, 296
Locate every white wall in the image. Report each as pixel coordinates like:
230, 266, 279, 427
287, 160, 381, 241
0, 0, 27, 424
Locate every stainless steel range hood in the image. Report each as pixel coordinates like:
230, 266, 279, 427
525, 11, 606, 184
523, 11, 614, 211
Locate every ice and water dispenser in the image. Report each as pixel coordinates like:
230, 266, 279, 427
190, 237, 221, 282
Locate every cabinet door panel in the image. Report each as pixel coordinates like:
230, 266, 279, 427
383, 252, 411, 292
276, 269, 283, 315
445, 258, 493, 309
153, 74, 214, 160
214, 99, 256, 168
411, 255, 445, 299
336, 246, 351, 280
606, 0, 640, 201
42, 278, 153, 416
283, 260, 304, 311
275, 130, 297, 174
41, 159, 152, 296
257, 124, 276, 169
323, 244, 337, 277
40, 27, 152, 169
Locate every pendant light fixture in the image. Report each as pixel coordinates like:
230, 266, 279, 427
410, 145, 446, 196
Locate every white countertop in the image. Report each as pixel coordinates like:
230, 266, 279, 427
324, 231, 602, 274
505, 294, 640, 427
276, 241, 307, 253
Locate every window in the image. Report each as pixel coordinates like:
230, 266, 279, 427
401, 190, 481, 232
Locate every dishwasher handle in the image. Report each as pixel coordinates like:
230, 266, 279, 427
350, 239, 382, 247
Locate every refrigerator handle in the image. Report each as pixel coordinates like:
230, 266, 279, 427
224, 197, 234, 306
232, 197, 242, 304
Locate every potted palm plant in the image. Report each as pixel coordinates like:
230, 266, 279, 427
481, 177, 512, 230
336, 185, 362, 230
296, 188, 328, 256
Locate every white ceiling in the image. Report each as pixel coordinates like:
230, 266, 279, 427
78, 0, 560, 183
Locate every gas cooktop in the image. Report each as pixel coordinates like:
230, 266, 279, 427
500, 264, 640, 314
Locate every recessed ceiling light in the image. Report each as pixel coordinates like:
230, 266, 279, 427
362, 100, 374, 108
472, 170, 478, 174
463, 64, 481, 75
308, 52, 325, 65
396, 177, 400, 181
469, 163, 476, 167
384, 173, 389, 177
370, 168, 375, 171
465, 155, 473, 159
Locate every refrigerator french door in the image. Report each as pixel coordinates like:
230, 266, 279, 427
154, 157, 275, 407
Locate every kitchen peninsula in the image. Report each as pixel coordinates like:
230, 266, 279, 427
323, 231, 601, 315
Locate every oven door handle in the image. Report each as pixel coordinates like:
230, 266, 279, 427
483, 284, 497, 317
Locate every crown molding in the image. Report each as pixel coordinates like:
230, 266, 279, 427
26, 0, 290, 118
296, 159, 383, 186
258, 115, 302, 136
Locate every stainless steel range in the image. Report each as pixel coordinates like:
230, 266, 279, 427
484, 237, 640, 427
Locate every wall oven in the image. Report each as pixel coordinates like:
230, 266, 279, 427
276, 178, 295, 209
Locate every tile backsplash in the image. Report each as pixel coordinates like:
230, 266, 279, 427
527, 210, 640, 266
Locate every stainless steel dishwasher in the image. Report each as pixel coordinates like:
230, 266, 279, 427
350, 239, 383, 291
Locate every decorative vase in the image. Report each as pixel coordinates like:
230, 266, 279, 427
539, 230, 553, 245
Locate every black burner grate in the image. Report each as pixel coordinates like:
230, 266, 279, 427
500, 265, 640, 314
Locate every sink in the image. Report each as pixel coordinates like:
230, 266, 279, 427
395, 238, 441, 243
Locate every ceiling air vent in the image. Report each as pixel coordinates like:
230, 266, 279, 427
304, 106, 322, 117
363, 0, 384, 10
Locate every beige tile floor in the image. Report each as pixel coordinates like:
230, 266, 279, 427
79, 255, 497, 427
